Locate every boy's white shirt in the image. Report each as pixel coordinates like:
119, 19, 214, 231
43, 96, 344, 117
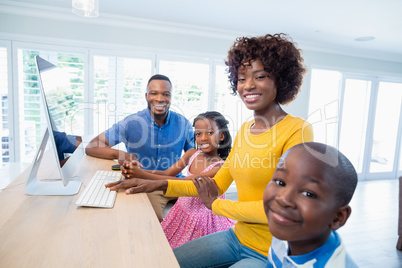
268, 236, 347, 268
325, 243, 346, 268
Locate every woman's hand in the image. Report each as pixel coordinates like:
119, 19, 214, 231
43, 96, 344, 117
192, 175, 219, 209
121, 160, 143, 179
105, 178, 167, 194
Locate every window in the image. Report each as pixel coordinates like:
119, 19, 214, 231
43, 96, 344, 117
4, 42, 253, 167
308, 69, 342, 147
339, 79, 371, 173
309, 68, 402, 180
120, 58, 151, 118
92, 55, 152, 135
0, 47, 9, 166
17, 49, 85, 163
159, 60, 209, 122
369, 82, 402, 173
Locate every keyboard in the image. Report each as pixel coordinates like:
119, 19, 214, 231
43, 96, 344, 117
76, 170, 121, 208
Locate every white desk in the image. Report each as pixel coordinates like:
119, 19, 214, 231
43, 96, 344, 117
0, 155, 179, 267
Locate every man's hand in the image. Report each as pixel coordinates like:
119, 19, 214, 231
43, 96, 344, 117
105, 178, 168, 195
121, 160, 143, 179
192, 175, 219, 210
117, 152, 138, 164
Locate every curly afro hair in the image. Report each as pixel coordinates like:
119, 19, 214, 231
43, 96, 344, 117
225, 33, 306, 105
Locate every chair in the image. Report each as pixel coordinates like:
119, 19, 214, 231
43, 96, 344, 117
397, 176, 402, 250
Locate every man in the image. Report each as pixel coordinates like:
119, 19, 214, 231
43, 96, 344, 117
86, 74, 194, 221
53, 130, 82, 167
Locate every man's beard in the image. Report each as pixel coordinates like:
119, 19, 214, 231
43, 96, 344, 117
148, 104, 169, 120
153, 111, 168, 120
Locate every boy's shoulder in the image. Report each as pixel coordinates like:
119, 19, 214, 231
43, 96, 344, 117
267, 232, 358, 268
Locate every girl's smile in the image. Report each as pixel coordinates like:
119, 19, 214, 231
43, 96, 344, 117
194, 118, 224, 155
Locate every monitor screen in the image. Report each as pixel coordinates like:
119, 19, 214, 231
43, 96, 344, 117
25, 56, 84, 196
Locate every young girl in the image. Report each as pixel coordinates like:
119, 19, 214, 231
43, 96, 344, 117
121, 111, 235, 249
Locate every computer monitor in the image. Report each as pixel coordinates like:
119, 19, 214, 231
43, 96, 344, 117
25, 56, 84, 195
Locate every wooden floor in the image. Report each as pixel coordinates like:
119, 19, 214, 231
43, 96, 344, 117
225, 178, 402, 267
338, 178, 402, 268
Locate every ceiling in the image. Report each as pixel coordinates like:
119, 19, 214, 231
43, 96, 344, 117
4, 0, 402, 62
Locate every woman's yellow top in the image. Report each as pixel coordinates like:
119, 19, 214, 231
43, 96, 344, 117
165, 114, 313, 256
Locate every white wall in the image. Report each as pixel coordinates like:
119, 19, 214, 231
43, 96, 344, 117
0, 13, 233, 56
1, 12, 402, 120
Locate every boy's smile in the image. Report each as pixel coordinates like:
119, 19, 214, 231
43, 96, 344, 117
268, 206, 302, 226
263, 146, 342, 256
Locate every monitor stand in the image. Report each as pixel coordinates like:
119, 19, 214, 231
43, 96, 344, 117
25, 129, 82, 196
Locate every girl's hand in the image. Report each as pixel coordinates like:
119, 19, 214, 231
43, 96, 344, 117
121, 160, 143, 179
192, 175, 219, 209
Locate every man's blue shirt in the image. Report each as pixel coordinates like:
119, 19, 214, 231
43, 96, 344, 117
104, 108, 194, 175
53, 130, 78, 161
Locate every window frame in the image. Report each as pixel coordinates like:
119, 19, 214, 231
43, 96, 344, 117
0, 40, 13, 163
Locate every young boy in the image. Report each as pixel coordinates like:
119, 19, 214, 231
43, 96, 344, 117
263, 142, 358, 267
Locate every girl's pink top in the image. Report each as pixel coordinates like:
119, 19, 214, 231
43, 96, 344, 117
161, 150, 236, 249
